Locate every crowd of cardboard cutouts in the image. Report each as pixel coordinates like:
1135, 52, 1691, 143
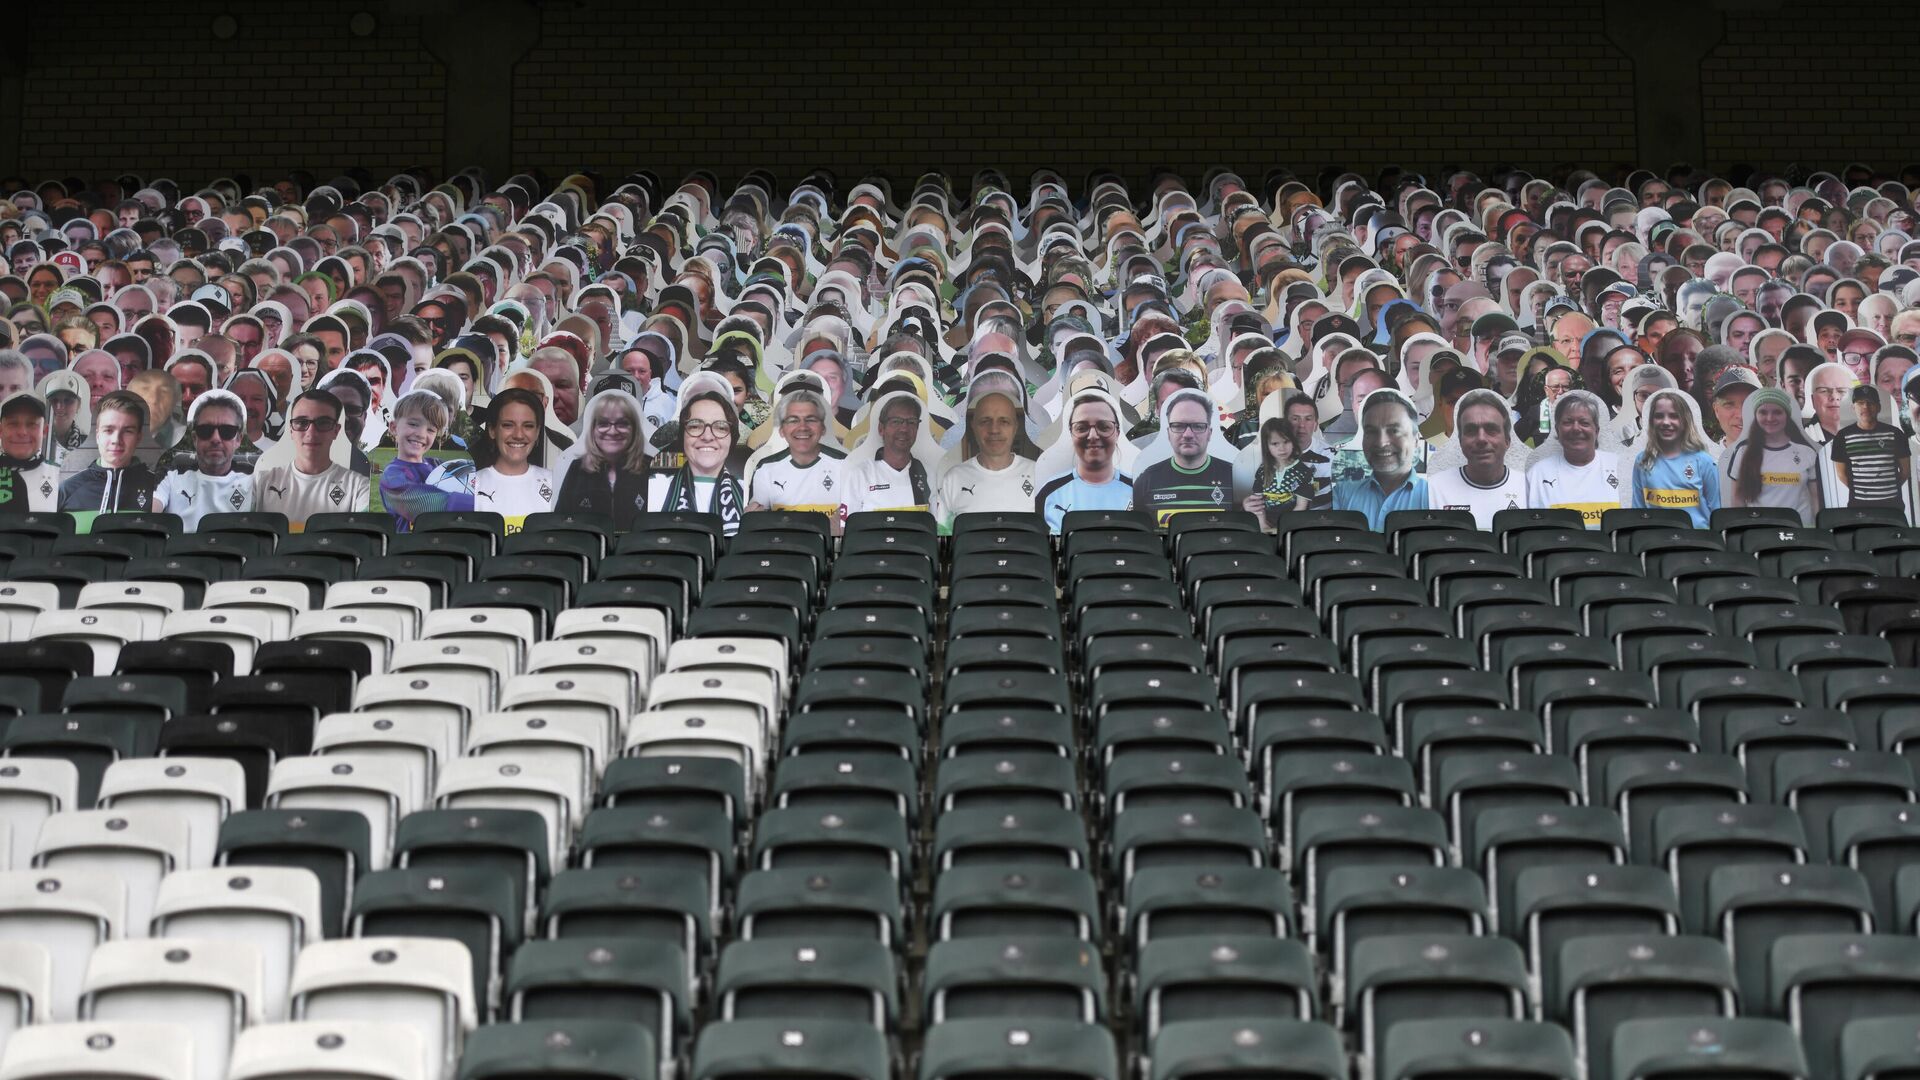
0, 162, 1914, 538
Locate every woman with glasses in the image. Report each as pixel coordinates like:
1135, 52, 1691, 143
747, 387, 844, 518
472, 387, 557, 526
556, 387, 651, 530
648, 373, 747, 535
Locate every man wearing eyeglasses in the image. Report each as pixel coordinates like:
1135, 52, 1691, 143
1131, 388, 1232, 526
253, 388, 371, 529
153, 389, 254, 531
837, 393, 933, 520
1035, 391, 1134, 533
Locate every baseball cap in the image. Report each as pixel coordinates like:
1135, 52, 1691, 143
1471, 312, 1521, 338
1711, 366, 1762, 399
1437, 367, 1484, 399
1839, 327, 1885, 352
1495, 332, 1532, 357
0, 392, 47, 419
1852, 384, 1882, 405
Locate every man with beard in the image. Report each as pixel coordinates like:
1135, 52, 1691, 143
1427, 388, 1527, 527
0, 392, 59, 511
1131, 388, 1233, 525
1036, 391, 1133, 532
153, 389, 254, 530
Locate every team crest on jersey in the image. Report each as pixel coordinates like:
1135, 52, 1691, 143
230, 487, 246, 509
134, 491, 149, 509
1606, 471, 1618, 488
822, 475, 833, 490
1684, 464, 1695, 480
1022, 478, 1034, 496
1210, 484, 1225, 505
39, 480, 51, 498
539, 481, 553, 502
328, 484, 346, 505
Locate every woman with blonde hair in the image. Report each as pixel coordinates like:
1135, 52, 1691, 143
1630, 387, 1720, 528
556, 387, 650, 529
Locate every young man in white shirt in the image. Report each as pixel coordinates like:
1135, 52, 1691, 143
253, 388, 370, 530
1427, 388, 1527, 527
153, 389, 254, 530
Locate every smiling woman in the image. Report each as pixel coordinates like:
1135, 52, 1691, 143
648, 375, 747, 534
472, 386, 556, 527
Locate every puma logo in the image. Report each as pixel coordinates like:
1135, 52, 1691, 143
177, 490, 193, 505
266, 485, 287, 498
960, 485, 976, 495
1539, 479, 1555, 488
475, 491, 494, 502
773, 480, 786, 490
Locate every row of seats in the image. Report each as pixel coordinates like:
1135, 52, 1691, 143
2, 504, 1920, 1080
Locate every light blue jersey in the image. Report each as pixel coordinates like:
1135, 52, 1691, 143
1630, 449, 1721, 529
1332, 473, 1430, 531
1035, 471, 1134, 532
